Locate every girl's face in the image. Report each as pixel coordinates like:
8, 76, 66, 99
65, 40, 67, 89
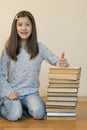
16, 16, 32, 42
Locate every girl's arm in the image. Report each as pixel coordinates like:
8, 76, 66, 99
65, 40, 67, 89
39, 43, 59, 66
0, 49, 15, 98
39, 43, 69, 67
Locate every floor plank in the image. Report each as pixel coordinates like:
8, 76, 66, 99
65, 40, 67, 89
4, 128, 54, 130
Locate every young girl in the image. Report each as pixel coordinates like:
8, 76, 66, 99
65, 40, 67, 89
0, 10, 69, 121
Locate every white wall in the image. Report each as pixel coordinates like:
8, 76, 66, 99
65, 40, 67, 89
0, 0, 87, 96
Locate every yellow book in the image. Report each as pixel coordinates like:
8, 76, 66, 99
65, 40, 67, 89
49, 79, 80, 84
49, 67, 81, 74
46, 116, 76, 120
46, 101, 77, 107
49, 83, 79, 88
47, 87, 78, 93
48, 73, 81, 80
47, 96, 77, 102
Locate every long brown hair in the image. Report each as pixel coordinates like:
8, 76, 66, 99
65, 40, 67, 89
5, 10, 39, 60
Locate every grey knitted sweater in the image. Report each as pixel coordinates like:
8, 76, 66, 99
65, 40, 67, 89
0, 43, 59, 98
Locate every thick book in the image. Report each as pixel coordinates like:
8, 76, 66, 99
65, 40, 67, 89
49, 67, 81, 74
46, 107, 76, 113
47, 87, 78, 93
47, 112, 76, 117
49, 79, 80, 84
46, 105, 76, 109
48, 73, 81, 80
49, 83, 80, 88
46, 116, 76, 120
46, 101, 77, 107
47, 96, 78, 102
47, 92, 78, 97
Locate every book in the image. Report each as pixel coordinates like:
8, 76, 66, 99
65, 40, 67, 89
47, 96, 77, 101
49, 83, 79, 88
46, 107, 76, 113
47, 112, 76, 117
46, 105, 76, 109
49, 67, 81, 74
46, 101, 77, 107
49, 79, 80, 84
47, 92, 78, 97
47, 87, 78, 93
48, 73, 81, 80
46, 116, 76, 120
46, 108, 76, 112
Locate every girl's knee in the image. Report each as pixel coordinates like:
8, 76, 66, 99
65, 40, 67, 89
29, 108, 45, 119
33, 113, 45, 119
1, 105, 23, 121
9, 106, 23, 121
7, 112, 22, 121
1, 99, 23, 121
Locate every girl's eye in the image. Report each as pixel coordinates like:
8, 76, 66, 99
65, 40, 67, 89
26, 23, 30, 26
18, 23, 23, 27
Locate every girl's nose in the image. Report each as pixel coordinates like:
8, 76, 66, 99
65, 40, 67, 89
22, 25, 26, 30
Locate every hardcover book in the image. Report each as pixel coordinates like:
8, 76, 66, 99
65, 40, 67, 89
49, 67, 81, 74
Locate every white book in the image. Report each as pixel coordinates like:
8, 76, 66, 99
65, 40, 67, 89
47, 112, 76, 117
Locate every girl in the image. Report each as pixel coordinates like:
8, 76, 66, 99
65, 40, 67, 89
0, 10, 68, 121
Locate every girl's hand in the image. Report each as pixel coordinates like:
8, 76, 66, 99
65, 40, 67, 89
58, 52, 69, 67
7, 92, 20, 100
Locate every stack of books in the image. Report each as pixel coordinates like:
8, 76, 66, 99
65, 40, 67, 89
46, 67, 81, 120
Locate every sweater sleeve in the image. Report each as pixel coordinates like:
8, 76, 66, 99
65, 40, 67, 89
0, 49, 14, 98
39, 43, 59, 66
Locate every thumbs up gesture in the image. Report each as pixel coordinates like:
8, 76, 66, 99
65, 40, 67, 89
58, 52, 69, 67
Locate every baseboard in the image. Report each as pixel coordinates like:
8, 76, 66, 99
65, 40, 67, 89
78, 96, 87, 101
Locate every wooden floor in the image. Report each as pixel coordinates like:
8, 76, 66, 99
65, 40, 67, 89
0, 101, 87, 130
